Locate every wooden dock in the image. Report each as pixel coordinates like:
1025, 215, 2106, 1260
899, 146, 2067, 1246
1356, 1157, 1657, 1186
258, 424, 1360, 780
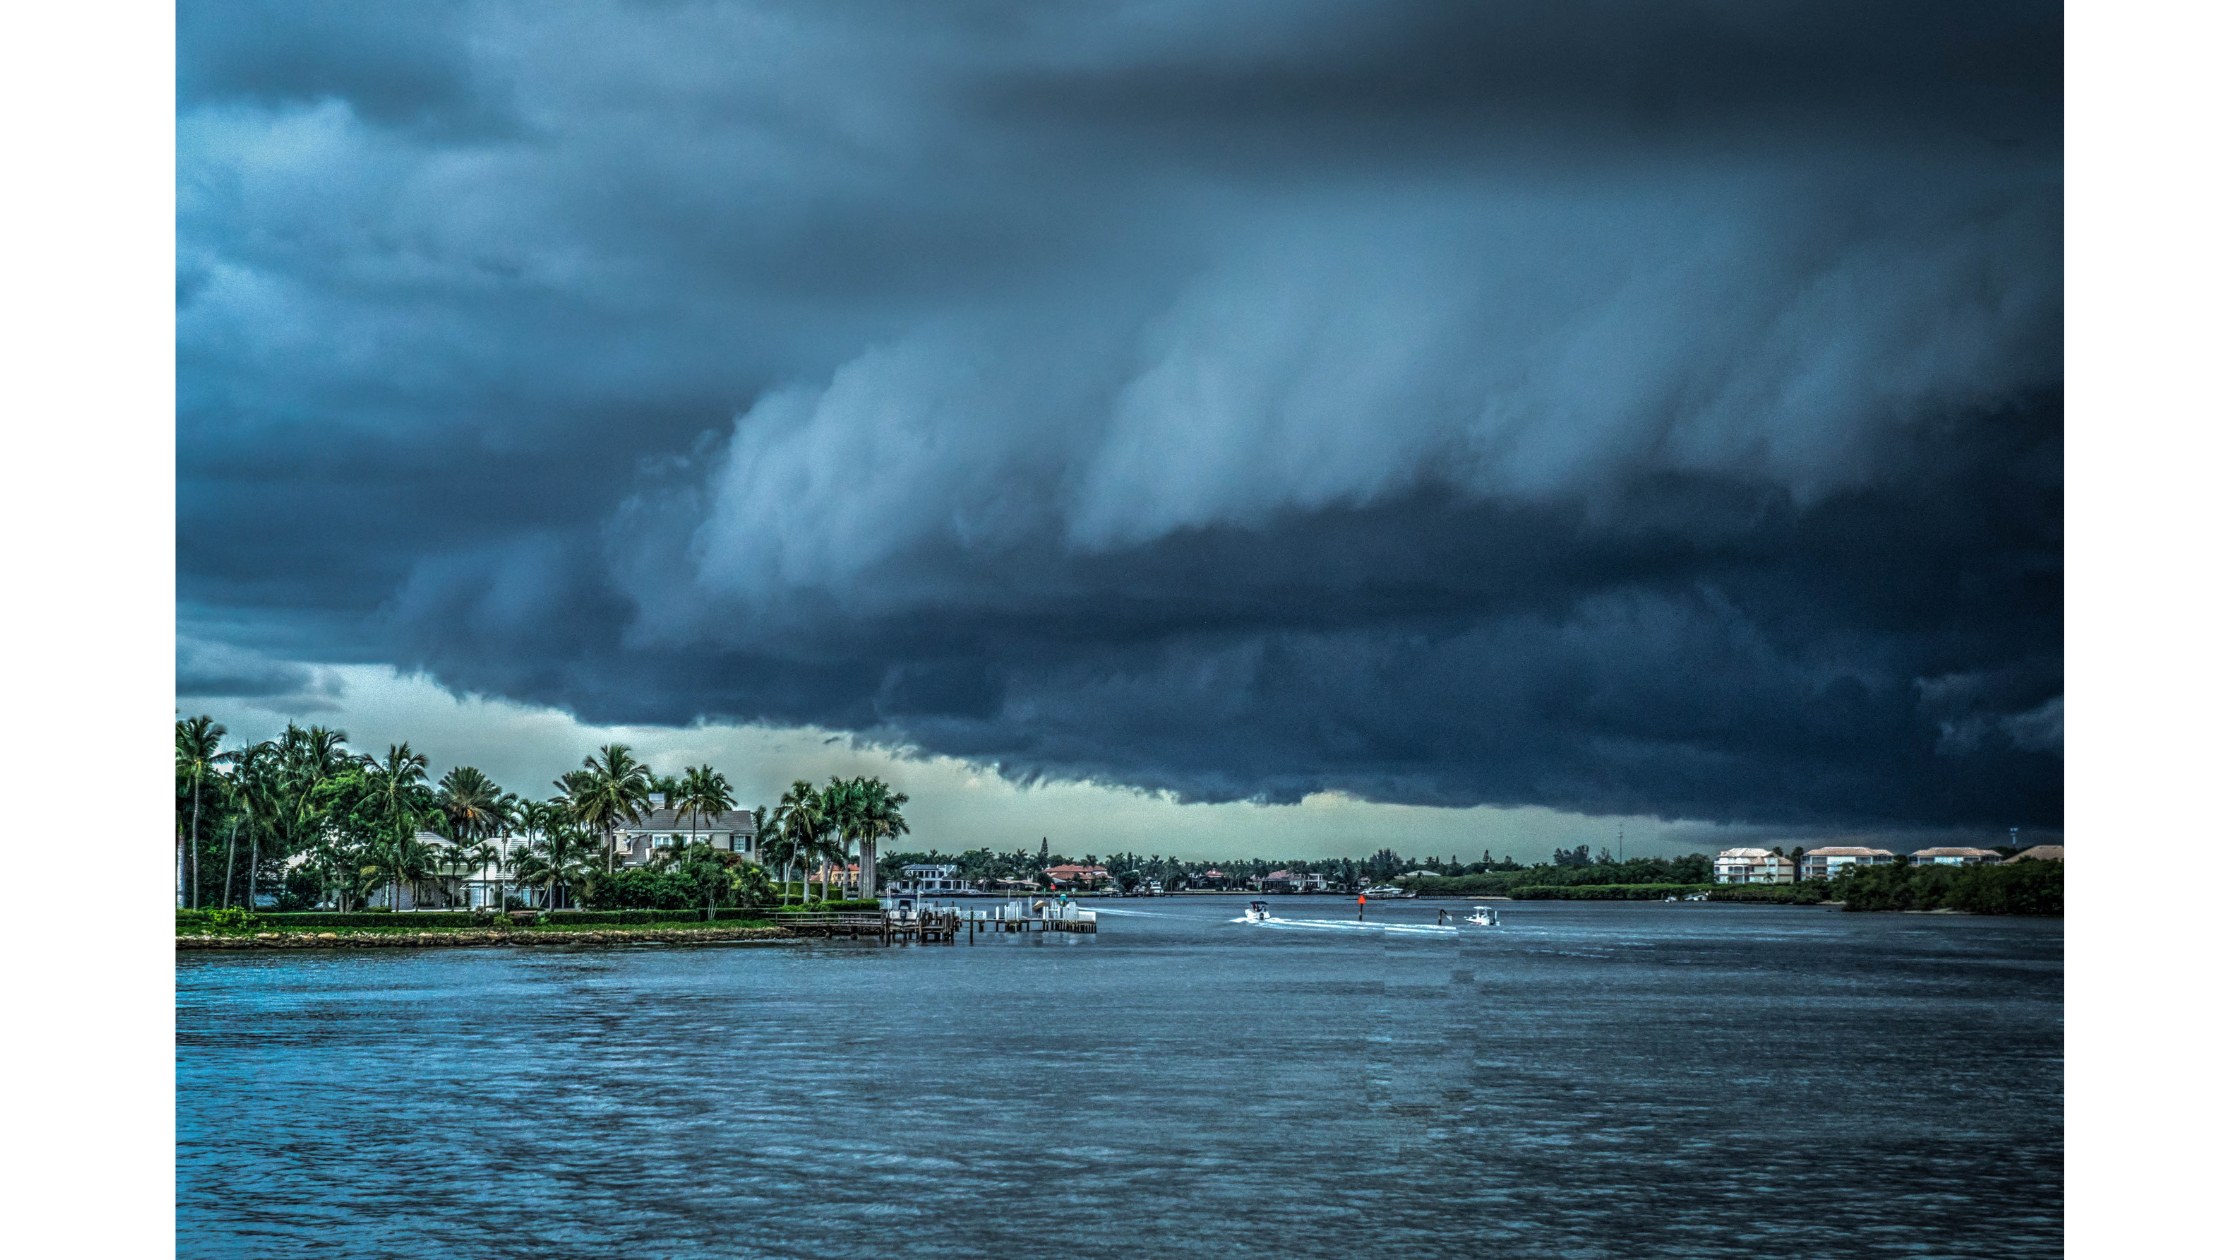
774, 906, 1097, 945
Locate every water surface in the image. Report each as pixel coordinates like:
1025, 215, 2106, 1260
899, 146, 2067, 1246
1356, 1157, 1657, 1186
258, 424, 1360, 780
178, 898, 2063, 1258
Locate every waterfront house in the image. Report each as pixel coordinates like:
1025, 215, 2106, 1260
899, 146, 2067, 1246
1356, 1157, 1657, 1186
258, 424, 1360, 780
897, 863, 968, 894
1713, 848, 1798, 884
1908, 847, 2003, 867
1256, 869, 1331, 892
1045, 863, 1110, 889
1188, 868, 1231, 889
1799, 847, 1897, 880
614, 807, 767, 866
2003, 845, 2064, 864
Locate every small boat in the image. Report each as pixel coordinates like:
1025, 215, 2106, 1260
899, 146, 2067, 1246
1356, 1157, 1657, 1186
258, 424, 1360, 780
1362, 884, 1415, 900
1245, 900, 1272, 922
1465, 906, 1496, 926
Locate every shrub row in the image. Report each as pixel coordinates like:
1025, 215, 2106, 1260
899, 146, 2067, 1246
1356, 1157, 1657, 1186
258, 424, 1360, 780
178, 908, 771, 930
771, 899, 881, 913
177, 910, 477, 929
1506, 883, 1714, 900
1837, 860, 2061, 915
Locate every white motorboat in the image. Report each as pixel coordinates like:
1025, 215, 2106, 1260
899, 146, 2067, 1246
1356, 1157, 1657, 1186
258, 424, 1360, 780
1362, 884, 1414, 900
1465, 906, 1496, 926
1245, 900, 1272, 922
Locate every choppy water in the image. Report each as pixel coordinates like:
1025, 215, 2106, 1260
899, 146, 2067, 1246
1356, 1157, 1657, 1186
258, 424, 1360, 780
177, 898, 2062, 1258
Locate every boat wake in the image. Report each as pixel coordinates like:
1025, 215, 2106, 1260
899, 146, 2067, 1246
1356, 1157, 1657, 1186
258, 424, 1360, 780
1083, 907, 1185, 918
1230, 915, 1458, 934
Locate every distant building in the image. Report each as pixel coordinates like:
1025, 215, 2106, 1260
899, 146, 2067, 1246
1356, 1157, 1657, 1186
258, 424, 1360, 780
1713, 848, 1797, 884
2003, 845, 2065, 864
1044, 863, 1110, 889
1256, 869, 1331, 893
1799, 847, 1897, 880
1188, 869, 1230, 889
613, 808, 767, 865
896, 863, 966, 894
1909, 847, 2003, 867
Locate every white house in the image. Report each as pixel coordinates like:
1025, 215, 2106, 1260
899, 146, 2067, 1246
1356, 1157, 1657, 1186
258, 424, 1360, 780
1799, 847, 1897, 880
1713, 848, 1797, 884
1908, 847, 2002, 867
896, 863, 967, 894
614, 806, 766, 866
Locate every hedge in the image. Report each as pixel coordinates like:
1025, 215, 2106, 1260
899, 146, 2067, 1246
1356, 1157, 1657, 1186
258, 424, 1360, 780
1837, 861, 2061, 915
1507, 883, 1714, 901
178, 910, 482, 929
179, 908, 756, 930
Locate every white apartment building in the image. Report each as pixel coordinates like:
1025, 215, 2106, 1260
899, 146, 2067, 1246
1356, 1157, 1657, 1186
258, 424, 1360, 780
1713, 848, 1797, 884
1799, 847, 1897, 880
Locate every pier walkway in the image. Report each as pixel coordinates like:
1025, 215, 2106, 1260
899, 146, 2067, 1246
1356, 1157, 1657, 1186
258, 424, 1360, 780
775, 904, 1097, 945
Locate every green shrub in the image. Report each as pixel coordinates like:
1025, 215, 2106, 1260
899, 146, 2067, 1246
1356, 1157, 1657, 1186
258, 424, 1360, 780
773, 899, 880, 913
176, 906, 260, 933
1836, 861, 2060, 915
201, 911, 479, 929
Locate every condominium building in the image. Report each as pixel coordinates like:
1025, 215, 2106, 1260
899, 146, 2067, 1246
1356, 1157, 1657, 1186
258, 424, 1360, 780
1799, 847, 1898, 880
1713, 848, 1797, 884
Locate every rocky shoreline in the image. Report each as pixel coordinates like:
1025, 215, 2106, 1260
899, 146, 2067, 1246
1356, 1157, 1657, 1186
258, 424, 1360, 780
177, 925, 797, 950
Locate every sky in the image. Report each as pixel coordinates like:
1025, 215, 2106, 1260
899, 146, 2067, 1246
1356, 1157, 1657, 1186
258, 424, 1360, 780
176, 0, 2063, 858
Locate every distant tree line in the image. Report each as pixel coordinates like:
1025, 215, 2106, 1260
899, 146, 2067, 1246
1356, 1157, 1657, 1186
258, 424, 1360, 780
175, 716, 906, 913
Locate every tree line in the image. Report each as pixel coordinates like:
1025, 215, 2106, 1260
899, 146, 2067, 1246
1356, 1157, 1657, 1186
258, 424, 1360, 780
175, 716, 908, 913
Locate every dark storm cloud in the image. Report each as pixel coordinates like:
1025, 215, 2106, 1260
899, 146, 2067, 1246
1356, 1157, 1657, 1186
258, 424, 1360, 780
177, 1, 2063, 828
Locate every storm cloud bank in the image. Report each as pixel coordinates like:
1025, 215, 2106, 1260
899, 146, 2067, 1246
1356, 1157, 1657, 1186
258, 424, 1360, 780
178, 1, 2063, 828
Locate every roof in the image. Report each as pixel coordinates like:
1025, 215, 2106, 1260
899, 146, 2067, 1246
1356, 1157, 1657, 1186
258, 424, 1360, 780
1803, 847, 1896, 857
2004, 845, 2065, 863
1911, 847, 2001, 857
1715, 848, 1775, 858
617, 808, 763, 833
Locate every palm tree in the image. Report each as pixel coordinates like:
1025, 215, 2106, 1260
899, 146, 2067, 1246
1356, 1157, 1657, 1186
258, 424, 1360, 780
857, 778, 909, 900
364, 744, 433, 908
567, 745, 653, 875
436, 765, 507, 906
673, 764, 736, 852
176, 716, 230, 909
361, 830, 437, 912
488, 792, 523, 910
774, 781, 825, 906
517, 806, 598, 910
229, 739, 288, 910
815, 777, 865, 903
747, 804, 777, 868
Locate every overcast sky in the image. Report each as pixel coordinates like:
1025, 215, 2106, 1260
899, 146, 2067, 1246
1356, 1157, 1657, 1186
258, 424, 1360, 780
177, 1, 2062, 856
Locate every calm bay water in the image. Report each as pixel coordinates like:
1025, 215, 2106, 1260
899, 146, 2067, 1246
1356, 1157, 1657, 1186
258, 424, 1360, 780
177, 899, 2062, 1258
